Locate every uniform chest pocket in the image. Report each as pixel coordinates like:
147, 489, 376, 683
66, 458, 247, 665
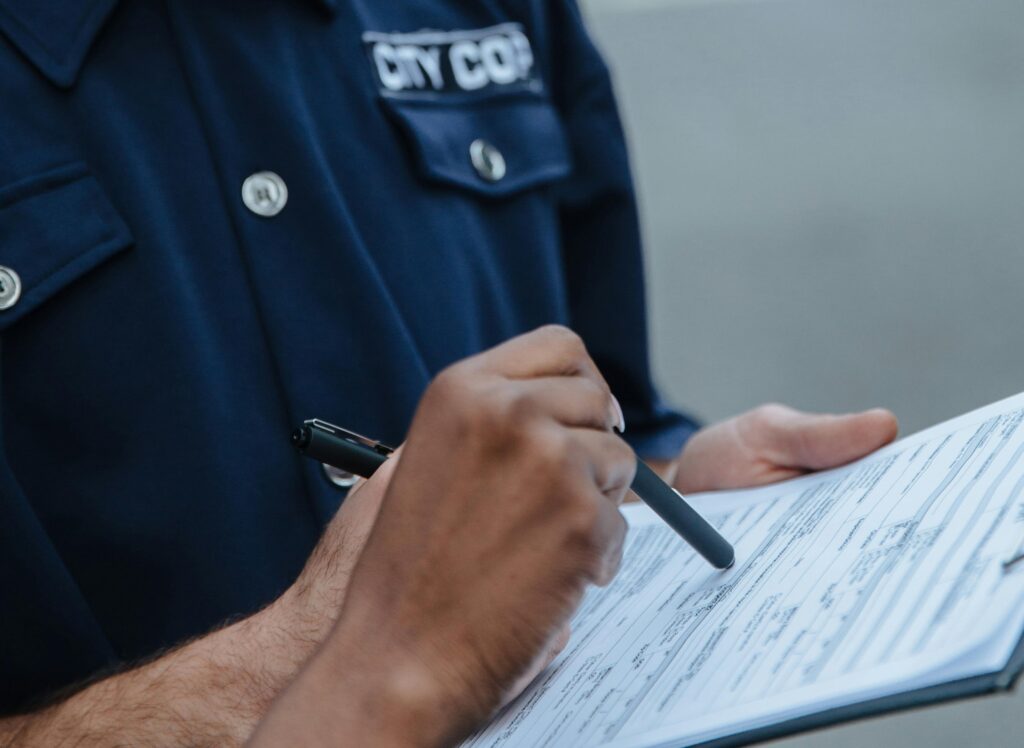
0, 163, 133, 331
380, 93, 573, 198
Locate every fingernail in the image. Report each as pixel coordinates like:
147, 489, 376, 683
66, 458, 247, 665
611, 395, 626, 434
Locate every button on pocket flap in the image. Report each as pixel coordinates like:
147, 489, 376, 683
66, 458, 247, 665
0, 163, 133, 330
383, 94, 572, 198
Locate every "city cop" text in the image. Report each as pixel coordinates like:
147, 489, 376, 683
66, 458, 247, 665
366, 26, 535, 94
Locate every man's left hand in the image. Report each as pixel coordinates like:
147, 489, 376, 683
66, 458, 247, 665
658, 404, 899, 494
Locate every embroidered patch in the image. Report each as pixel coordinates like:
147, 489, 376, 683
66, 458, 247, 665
362, 23, 540, 97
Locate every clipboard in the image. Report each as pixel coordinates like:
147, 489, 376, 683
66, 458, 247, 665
696, 631, 1024, 747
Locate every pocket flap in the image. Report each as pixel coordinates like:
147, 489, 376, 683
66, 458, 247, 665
0, 163, 133, 330
382, 94, 573, 198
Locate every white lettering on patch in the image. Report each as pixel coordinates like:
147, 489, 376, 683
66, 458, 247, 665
363, 23, 540, 96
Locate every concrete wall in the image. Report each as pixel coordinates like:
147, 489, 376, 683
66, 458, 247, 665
583, 0, 1024, 433
580, 0, 1024, 745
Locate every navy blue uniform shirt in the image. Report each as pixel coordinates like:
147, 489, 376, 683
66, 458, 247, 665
0, 0, 697, 711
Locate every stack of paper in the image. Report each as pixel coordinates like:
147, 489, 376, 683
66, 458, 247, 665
465, 393, 1024, 747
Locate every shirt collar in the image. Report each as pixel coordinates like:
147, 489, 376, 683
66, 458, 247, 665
0, 0, 338, 89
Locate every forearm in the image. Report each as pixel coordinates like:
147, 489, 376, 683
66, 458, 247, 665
0, 477, 386, 748
249, 602, 456, 748
0, 593, 320, 748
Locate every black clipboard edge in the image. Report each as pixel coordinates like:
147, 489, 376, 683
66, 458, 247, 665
688, 627, 1024, 748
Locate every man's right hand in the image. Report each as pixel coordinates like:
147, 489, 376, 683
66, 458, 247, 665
250, 326, 637, 747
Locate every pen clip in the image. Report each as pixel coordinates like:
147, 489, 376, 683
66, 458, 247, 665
304, 419, 395, 457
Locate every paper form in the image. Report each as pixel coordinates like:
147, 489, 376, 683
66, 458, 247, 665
464, 392, 1024, 748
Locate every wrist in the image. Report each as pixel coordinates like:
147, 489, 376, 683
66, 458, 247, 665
311, 615, 464, 748
250, 615, 461, 748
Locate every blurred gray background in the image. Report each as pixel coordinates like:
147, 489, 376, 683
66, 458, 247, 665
579, 0, 1024, 745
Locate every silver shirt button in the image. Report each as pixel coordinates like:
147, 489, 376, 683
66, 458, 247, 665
470, 139, 506, 182
242, 171, 288, 217
0, 266, 22, 310
323, 463, 360, 489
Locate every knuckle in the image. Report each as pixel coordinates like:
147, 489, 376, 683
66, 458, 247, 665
423, 366, 465, 412
613, 432, 636, 461
429, 370, 520, 439
611, 437, 638, 478
582, 376, 612, 405
469, 384, 517, 434
537, 323, 575, 341
541, 324, 586, 357
750, 402, 787, 428
430, 364, 467, 397
573, 378, 613, 427
531, 426, 575, 471
505, 387, 539, 424
564, 500, 603, 553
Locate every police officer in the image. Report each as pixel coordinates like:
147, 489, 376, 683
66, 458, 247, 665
0, 0, 897, 744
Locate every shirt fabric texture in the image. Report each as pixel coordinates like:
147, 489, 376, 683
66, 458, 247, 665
0, 0, 698, 712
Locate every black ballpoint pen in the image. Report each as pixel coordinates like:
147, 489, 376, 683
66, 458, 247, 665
292, 418, 735, 570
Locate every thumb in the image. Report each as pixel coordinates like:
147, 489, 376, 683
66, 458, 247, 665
763, 406, 899, 470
